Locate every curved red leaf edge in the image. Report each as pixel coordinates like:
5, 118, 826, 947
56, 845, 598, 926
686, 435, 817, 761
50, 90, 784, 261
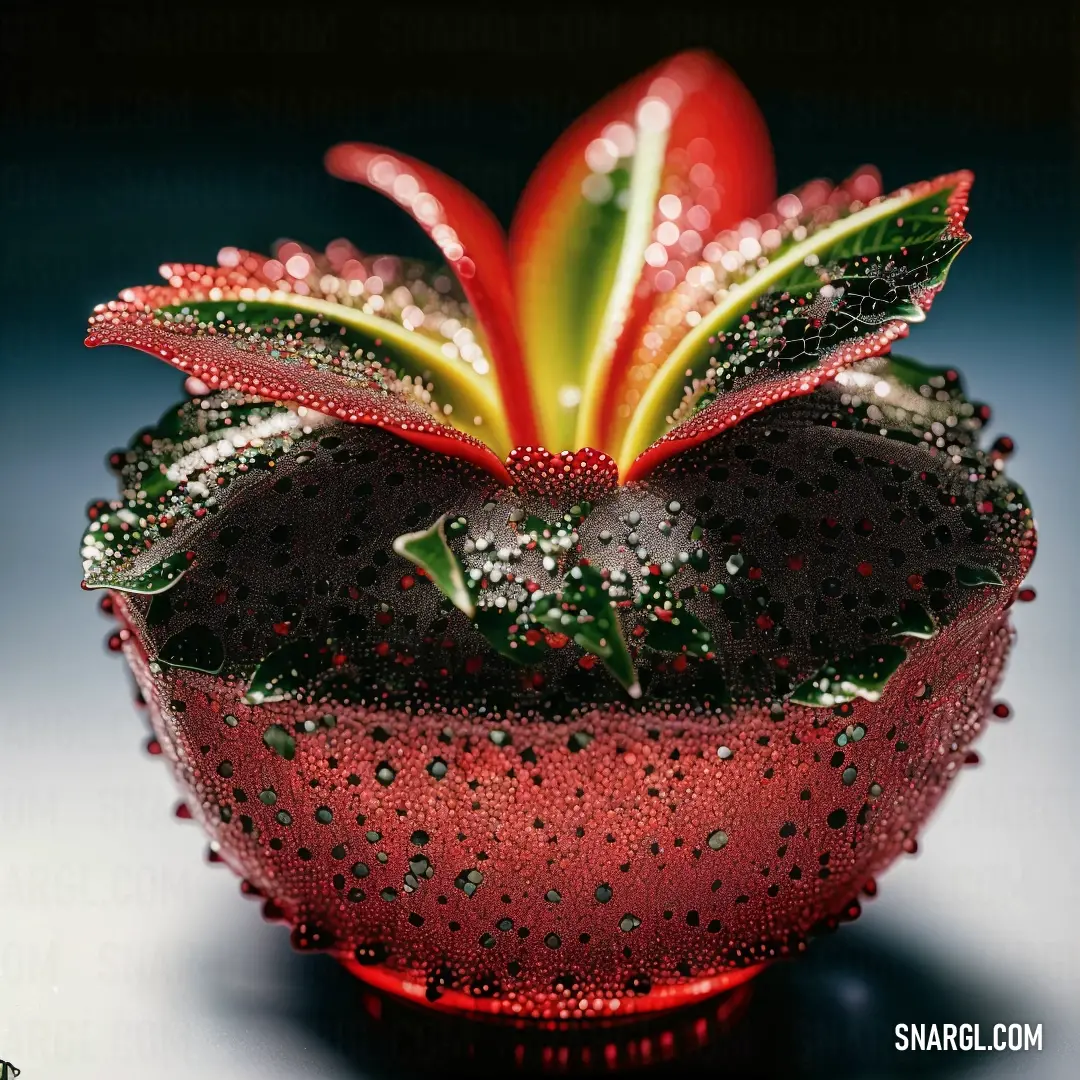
85, 302, 513, 484
625, 171, 973, 483
107, 249, 512, 448
324, 143, 539, 447
625, 321, 910, 481
113, 248, 324, 309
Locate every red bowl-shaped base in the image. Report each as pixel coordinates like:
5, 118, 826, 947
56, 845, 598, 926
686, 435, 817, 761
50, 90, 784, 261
114, 592, 1013, 1021
339, 954, 766, 1020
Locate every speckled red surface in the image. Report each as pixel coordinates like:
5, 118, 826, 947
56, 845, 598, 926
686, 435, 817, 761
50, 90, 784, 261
113, 581, 1017, 1020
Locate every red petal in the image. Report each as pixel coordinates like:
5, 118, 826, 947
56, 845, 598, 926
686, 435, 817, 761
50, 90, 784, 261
86, 305, 512, 484
511, 50, 775, 451
324, 143, 538, 447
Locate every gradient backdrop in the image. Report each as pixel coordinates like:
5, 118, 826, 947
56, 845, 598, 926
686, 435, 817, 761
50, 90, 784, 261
1, 7, 1076, 1078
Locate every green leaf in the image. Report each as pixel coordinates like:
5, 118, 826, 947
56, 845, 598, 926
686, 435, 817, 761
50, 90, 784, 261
122, 396, 289, 506
833, 355, 986, 454
84, 550, 191, 596
156, 624, 225, 674
534, 564, 639, 697
645, 608, 713, 655
638, 582, 714, 656
956, 564, 1005, 588
262, 724, 297, 760
881, 354, 962, 394
473, 607, 549, 664
245, 639, 338, 704
80, 396, 306, 594
789, 644, 908, 708
392, 515, 474, 618
146, 591, 175, 627
887, 600, 936, 640
618, 173, 971, 470
522, 515, 555, 541
153, 297, 509, 453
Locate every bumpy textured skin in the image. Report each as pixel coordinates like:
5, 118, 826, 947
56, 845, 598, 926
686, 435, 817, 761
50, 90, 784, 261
118, 612, 1011, 1020
96, 361, 1034, 1019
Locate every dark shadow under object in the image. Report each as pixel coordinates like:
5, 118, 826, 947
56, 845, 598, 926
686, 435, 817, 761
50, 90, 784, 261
215, 923, 1024, 1078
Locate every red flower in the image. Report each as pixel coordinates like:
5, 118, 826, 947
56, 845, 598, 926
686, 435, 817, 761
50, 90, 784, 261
82, 52, 1034, 1020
